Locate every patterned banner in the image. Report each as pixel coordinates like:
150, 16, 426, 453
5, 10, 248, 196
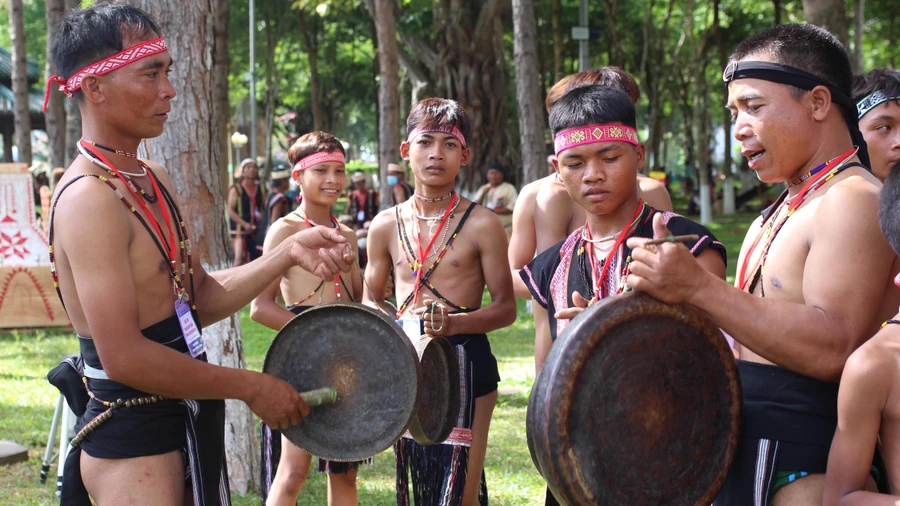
554, 124, 639, 156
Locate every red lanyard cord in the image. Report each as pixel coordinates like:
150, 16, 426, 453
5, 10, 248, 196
299, 212, 344, 301
408, 193, 459, 312
583, 200, 644, 302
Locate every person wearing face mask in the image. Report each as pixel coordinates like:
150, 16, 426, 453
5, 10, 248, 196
388, 162, 414, 206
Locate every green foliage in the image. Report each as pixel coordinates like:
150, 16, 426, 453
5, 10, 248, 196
0, 0, 48, 79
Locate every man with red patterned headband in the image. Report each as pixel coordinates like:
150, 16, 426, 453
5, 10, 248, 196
251, 132, 366, 506
44, 5, 354, 506
522, 84, 727, 506
363, 97, 516, 506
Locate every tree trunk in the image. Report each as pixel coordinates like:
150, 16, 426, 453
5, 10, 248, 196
374, 0, 401, 209
126, 0, 258, 494
802, 0, 850, 49
212, 0, 230, 196
64, 0, 83, 167
853, 0, 864, 72
45, 0, 66, 170
717, 0, 735, 215
551, 0, 564, 81
773, 0, 782, 24
261, 7, 280, 182
512, 0, 546, 186
297, 8, 322, 132
9, 0, 32, 166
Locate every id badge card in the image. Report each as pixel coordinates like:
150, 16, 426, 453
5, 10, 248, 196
396, 316, 421, 340
357, 211, 366, 223
176, 299, 206, 358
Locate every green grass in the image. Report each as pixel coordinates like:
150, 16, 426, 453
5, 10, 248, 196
0, 211, 754, 505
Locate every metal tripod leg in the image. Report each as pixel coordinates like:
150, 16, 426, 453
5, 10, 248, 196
55, 402, 74, 498
39, 394, 64, 484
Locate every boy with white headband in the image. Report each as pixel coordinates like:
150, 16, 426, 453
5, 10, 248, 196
363, 97, 516, 506
251, 132, 364, 506
45, 5, 354, 505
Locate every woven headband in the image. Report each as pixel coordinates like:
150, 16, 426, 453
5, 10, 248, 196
43, 37, 169, 112
553, 124, 639, 156
722, 60, 870, 168
857, 90, 900, 119
406, 126, 467, 148
292, 150, 345, 172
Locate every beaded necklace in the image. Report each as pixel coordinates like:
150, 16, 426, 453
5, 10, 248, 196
739, 147, 858, 292
82, 138, 137, 159
414, 190, 454, 203
291, 210, 345, 303
408, 193, 458, 311
77, 143, 157, 203
581, 200, 645, 302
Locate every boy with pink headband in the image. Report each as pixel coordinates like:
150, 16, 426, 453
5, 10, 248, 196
44, 5, 353, 505
521, 85, 727, 505
251, 132, 365, 506
364, 98, 516, 506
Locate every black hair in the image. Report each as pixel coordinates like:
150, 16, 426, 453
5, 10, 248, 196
407, 98, 471, 143
52, 3, 161, 99
729, 24, 852, 102
879, 160, 900, 254
853, 68, 900, 103
549, 85, 636, 137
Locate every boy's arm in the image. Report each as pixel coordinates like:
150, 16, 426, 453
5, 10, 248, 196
362, 211, 395, 309
422, 210, 516, 335
510, 183, 538, 299
533, 305, 551, 374
824, 345, 897, 505
249, 220, 298, 331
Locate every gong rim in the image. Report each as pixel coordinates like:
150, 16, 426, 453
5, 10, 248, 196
532, 293, 742, 506
263, 302, 421, 461
407, 335, 461, 445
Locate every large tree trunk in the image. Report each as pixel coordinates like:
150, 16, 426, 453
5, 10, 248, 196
853, 0, 864, 72
45, 0, 66, 171
126, 0, 258, 494
64, 0, 83, 167
718, 1, 735, 215
773, 0, 782, 24
802, 0, 850, 49
551, 0, 564, 81
374, 0, 401, 209
297, 8, 323, 132
512, 0, 546, 185
9, 0, 32, 166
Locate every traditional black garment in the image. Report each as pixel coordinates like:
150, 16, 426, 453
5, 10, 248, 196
522, 205, 727, 342
256, 190, 290, 245
347, 188, 379, 227
52, 317, 230, 506
258, 304, 372, 506
392, 181, 414, 206
229, 181, 264, 261
712, 361, 888, 505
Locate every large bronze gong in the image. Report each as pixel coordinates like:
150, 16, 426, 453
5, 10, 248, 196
528, 292, 742, 505
407, 334, 460, 445
263, 302, 421, 461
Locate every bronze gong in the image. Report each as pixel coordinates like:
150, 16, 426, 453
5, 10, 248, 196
406, 334, 460, 445
263, 302, 421, 461
528, 292, 742, 505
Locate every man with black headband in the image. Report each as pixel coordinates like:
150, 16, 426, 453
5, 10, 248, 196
625, 24, 896, 505
45, 5, 354, 505
854, 68, 900, 182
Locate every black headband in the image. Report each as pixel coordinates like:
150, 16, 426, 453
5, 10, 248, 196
723, 60, 870, 168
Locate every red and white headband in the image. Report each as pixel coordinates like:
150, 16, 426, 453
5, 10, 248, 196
406, 125, 467, 148
43, 37, 169, 112
293, 150, 346, 173
554, 124, 639, 156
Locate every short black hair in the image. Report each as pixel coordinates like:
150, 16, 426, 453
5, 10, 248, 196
549, 85, 636, 138
853, 68, 900, 103
407, 98, 471, 143
879, 161, 900, 254
729, 24, 852, 104
52, 3, 161, 100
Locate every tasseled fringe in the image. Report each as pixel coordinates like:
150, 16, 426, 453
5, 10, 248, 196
395, 438, 487, 506
259, 422, 281, 506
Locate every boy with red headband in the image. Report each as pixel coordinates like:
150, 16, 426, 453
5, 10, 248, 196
363, 98, 516, 506
251, 132, 364, 506
522, 84, 727, 506
45, 5, 354, 506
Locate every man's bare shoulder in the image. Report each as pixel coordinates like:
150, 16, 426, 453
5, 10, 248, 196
842, 330, 900, 393
370, 205, 399, 230
637, 174, 665, 191
536, 179, 570, 206
465, 198, 506, 231
518, 177, 545, 205
53, 168, 129, 232
815, 172, 881, 223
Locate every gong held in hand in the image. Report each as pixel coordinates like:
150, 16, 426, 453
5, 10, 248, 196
528, 292, 742, 506
263, 302, 421, 462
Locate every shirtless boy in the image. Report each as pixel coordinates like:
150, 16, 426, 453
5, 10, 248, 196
823, 159, 900, 504
250, 132, 364, 506
363, 98, 516, 506
625, 24, 897, 505
46, 5, 353, 505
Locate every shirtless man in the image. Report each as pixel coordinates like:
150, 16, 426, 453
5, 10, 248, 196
509, 66, 672, 371
624, 24, 896, 505
45, 5, 353, 505
824, 159, 900, 504
853, 68, 900, 181
363, 98, 516, 506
